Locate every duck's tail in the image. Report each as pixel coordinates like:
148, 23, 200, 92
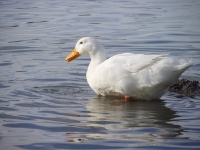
151, 59, 193, 98
175, 60, 193, 75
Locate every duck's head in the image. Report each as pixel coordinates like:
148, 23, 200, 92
65, 37, 105, 62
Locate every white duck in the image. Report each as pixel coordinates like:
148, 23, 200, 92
65, 37, 192, 101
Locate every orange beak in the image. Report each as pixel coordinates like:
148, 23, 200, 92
65, 48, 81, 62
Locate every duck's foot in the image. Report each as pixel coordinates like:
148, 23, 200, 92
125, 96, 131, 102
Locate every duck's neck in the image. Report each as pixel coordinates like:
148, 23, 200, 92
90, 49, 107, 64
86, 48, 107, 86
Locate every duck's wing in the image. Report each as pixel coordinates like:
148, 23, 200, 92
94, 53, 169, 85
105, 53, 168, 73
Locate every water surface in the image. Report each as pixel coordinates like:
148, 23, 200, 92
0, 0, 200, 149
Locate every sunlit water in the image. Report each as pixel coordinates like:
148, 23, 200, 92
0, 0, 200, 149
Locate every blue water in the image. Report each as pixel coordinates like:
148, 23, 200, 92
0, 0, 200, 149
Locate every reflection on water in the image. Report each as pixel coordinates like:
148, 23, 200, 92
66, 97, 186, 143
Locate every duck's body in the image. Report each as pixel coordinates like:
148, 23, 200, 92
66, 37, 192, 100
87, 53, 191, 100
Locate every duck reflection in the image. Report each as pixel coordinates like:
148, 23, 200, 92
82, 96, 186, 142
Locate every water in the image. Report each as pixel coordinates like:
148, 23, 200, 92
0, 0, 200, 149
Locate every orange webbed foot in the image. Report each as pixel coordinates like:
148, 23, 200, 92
125, 96, 131, 102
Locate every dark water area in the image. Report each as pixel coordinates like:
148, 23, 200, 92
0, 0, 200, 149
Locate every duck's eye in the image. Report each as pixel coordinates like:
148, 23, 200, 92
80, 42, 83, 44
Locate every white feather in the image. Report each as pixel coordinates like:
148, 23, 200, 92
72, 37, 193, 100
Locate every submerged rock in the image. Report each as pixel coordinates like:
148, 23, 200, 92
169, 78, 200, 96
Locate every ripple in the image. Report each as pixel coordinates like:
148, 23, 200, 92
0, 24, 19, 28
31, 85, 93, 98
17, 142, 125, 149
26, 21, 48, 24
